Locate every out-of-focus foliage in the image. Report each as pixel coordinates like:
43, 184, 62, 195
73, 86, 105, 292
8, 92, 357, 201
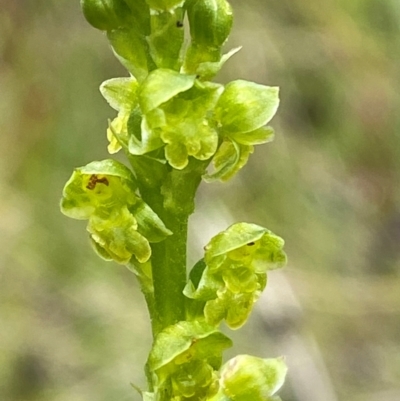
0, 1, 399, 401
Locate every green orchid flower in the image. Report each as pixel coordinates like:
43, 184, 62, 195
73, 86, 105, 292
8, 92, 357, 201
205, 81, 279, 181
185, 223, 287, 328
132, 69, 224, 169
61, 159, 171, 264
147, 320, 232, 400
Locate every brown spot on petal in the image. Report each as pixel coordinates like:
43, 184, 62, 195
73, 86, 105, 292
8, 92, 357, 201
86, 175, 109, 190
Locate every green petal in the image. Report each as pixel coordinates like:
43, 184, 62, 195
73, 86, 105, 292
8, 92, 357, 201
100, 77, 138, 111
222, 266, 259, 294
254, 234, 287, 272
139, 69, 196, 114
163, 123, 218, 169
204, 290, 255, 329
216, 81, 279, 134
203, 140, 253, 182
88, 206, 152, 264
164, 141, 189, 169
128, 115, 165, 155
90, 237, 114, 261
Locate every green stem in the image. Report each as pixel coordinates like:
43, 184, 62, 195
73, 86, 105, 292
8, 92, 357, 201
152, 160, 208, 333
129, 155, 208, 336
151, 208, 188, 331
127, 154, 167, 335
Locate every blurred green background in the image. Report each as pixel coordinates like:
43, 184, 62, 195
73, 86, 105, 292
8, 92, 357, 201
1, 1, 399, 400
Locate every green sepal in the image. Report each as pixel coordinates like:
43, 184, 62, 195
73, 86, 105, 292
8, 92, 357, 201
203, 139, 253, 182
139, 69, 196, 114
205, 224, 268, 260
215, 81, 279, 134
80, 0, 132, 31
220, 355, 287, 401
148, 321, 231, 372
184, 46, 241, 81
230, 126, 275, 146
130, 199, 172, 242
100, 77, 139, 111
186, 0, 233, 48
145, 0, 184, 11
60, 160, 171, 264
147, 9, 184, 70
205, 223, 286, 271
100, 77, 140, 154
107, 27, 150, 82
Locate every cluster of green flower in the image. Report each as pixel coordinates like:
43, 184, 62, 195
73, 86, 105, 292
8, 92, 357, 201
61, 1, 288, 400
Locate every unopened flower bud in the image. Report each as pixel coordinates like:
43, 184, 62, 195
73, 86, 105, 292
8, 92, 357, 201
80, 0, 131, 31
187, 0, 233, 48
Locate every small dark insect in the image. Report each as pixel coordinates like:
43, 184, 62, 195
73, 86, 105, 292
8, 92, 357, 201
247, 242, 255, 246
176, 20, 184, 28
86, 174, 109, 190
